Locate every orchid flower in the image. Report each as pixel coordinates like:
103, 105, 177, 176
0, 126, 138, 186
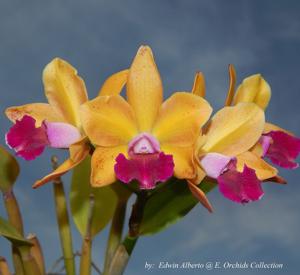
5, 58, 90, 187
80, 46, 212, 190
195, 102, 271, 207
233, 74, 300, 170
190, 66, 300, 208
5, 58, 129, 188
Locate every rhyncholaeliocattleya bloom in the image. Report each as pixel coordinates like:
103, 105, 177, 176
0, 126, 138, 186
79, 46, 213, 189
5, 58, 129, 188
190, 66, 300, 208
232, 73, 300, 170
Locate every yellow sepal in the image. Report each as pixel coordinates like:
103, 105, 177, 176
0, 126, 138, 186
233, 74, 271, 110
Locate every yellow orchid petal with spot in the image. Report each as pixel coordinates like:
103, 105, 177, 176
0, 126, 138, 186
161, 144, 196, 179
98, 69, 129, 96
127, 46, 163, 131
236, 151, 278, 180
152, 92, 212, 146
191, 72, 206, 97
5, 103, 65, 127
80, 95, 138, 147
43, 58, 88, 127
233, 74, 271, 110
69, 136, 90, 161
202, 103, 265, 155
91, 146, 127, 187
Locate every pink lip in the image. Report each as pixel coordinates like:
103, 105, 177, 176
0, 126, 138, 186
262, 131, 300, 169
114, 132, 174, 189
6, 115, 81, 160
114, 152, 174, 189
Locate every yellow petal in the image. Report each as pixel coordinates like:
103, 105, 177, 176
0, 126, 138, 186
187, 180, 213, 212
91, 145, 127, 187
233, 74, 271, 110
5, 103, 64, 127
80, 95, 138, 146
98, 69, 129, 96
152, 92, 212, 146
250, 142, 264, 157
191, 72, 206, 97
194, 135, 207, 160
69, 136, 90, 161
127, 46, 163, 131
224, 64, 236, 106
43, 58, 88, 127
161, 144, 195, 179
202, 103, 265, 156
236, 151, 277, 180
32, 141, 89, 188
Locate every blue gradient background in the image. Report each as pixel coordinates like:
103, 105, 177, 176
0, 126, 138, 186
0, 0, 300, 274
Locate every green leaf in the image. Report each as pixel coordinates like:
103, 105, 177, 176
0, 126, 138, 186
0, 146, 20, 192
139, 178, 216, 235
0, 216, 31, 246
70, 155, 119, 238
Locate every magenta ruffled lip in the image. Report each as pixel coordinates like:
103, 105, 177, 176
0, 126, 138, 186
218, 165, 264, 204
262, 131, 300, 169
114, 152, 174, 190
6, 115, 49, 160
114, 132, 174, 189
6, 115, 81, 161
200, 152, 263, 204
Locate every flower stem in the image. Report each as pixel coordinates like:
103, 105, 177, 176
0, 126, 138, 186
2, 189, 24, 233
2, 189, 25, 275
128, 191, 147, 238
51, 156, 76, 275
79, 193, 95, 275
27, 233, 46, 275
107, 235, 138, 275
108, 191, 148, 275
18, 246, 41, 275
11, 247, 25, 275
103, 199, 127, 274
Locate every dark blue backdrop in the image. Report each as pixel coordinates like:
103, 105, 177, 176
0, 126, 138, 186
1, 1, 300, 274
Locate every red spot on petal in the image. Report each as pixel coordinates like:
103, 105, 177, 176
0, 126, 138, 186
264, 131, 300, 169
5, 115, 49, 160
114, 152, 174, 189
217, 165, 264, 204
